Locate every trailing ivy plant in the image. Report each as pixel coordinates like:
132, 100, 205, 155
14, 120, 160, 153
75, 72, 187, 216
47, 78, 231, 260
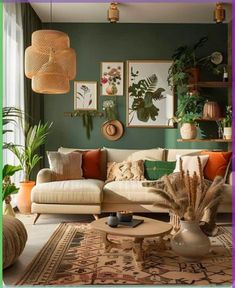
128, 70, 166, 123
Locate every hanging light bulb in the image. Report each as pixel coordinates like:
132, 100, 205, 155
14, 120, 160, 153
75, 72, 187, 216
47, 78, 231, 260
107, 2, 119, 23
25, 3, 76, 94
214, 2, 226, 24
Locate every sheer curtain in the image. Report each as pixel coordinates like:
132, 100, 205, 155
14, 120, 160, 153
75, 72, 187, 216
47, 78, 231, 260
3, 3, 24, 192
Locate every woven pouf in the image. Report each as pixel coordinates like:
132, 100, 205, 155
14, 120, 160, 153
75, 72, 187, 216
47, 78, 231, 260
3, 216, 28, 269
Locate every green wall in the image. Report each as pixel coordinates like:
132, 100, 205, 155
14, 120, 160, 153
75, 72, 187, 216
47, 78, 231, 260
44, 23, 229, 152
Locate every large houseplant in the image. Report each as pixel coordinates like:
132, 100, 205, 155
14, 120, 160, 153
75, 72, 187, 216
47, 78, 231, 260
167, 36, 217, 87
8, 122, 52, 214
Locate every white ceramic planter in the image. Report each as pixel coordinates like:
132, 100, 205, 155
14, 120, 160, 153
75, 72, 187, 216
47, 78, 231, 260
171, 220, 211, 261
180, 123, 197, 140
223, 127, 232, 140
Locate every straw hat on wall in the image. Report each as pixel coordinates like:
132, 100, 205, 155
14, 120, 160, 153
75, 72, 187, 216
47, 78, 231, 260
101, 120, 124, 141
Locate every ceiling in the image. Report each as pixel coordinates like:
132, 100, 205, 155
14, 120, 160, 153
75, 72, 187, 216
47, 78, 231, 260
30, 2, 232, 24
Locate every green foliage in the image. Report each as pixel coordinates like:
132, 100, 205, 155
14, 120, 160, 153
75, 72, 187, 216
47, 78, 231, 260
2, 164, 22, 201
128, 73, 165, 122
167, 36, 223, 88
7, 122, 52, 181
222, 105, 232, 127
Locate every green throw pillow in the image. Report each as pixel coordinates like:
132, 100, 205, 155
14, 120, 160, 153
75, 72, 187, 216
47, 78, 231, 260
144, 160, 176, 180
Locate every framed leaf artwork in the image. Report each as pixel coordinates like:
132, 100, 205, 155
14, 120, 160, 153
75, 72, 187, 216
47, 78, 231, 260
126, 60, 175, 127
100, 62, 124, 96
74, 81, 97, 110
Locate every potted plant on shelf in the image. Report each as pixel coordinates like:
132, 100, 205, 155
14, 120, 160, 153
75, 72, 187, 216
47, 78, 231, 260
8, 122, 52, 214
222, 105, 232, 140
168, 37, 209, 86
170, 92, 204, 139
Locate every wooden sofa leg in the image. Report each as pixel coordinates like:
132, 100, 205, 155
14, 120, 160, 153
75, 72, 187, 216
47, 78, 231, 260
33, 213, 41, 225
93, 214, 99, 220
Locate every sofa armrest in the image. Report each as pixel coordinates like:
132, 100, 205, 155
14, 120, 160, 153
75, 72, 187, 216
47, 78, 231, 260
36, 168, 55, 184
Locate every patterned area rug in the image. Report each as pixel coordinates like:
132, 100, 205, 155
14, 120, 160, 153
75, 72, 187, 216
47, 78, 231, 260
16, 222, 232, 285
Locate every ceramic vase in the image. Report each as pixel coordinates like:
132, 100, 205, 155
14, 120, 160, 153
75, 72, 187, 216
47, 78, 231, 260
171, 220, 211, 261
107, 213, 119, 227
17, 181, 35, 214
106, 84, 118, 95
180, 123, 197, 140
223, 127, 232, 140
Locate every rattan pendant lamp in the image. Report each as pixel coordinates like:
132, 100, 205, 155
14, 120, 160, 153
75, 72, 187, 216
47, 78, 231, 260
25, 2, 76, 94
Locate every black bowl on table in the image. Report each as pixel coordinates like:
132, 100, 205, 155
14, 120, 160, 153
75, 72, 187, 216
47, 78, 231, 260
117, 211, 133, 222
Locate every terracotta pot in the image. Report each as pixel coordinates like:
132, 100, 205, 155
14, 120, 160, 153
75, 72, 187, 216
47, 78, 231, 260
180, 123, 197, 140
17, 181, 35, 214
223, 127, 232, 140
187, 67, 200, 84
171, 220, 211, 261
203, 101, 221, 119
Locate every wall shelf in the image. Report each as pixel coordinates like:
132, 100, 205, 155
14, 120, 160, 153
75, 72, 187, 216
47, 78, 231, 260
177, 139, 232, 143
196, 117, 224, 122
188, 81, 232, 88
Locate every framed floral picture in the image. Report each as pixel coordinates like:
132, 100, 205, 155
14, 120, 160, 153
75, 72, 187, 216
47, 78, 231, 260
100, 62, 124, 96
74, 81, 97, 110
126, 60, 175, 127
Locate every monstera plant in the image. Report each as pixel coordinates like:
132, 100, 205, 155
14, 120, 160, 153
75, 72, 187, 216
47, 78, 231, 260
128, 71, 165, 123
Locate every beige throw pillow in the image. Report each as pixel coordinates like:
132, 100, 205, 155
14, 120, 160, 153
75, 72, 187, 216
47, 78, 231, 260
173, 155, 209, 176
107, 160, 145, 181
127, 149, 164, 162
47, 151, 83, 181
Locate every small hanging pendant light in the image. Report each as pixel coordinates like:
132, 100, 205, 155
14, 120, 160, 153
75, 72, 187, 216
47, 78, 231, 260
25, 3, 76, 94
107, 2, 119, 23
214, 2, 226, 24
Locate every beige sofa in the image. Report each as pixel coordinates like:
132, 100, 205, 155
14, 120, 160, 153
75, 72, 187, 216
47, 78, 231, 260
31, 147, 232, 224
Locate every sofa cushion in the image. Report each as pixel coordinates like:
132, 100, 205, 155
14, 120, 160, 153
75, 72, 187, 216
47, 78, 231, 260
173, 155, 209, 176
165, 149, 205, 161
144, 160, 176, 180
47, 151, 83, 181
107, 160, 145, 181
127, 149, 164, 162
201, 151, 232, 181
58, 147, 107, 180
103, 181, 162, 204
82, 149, 103, 180
31, 179, 104, 204
104, 147, 164, 163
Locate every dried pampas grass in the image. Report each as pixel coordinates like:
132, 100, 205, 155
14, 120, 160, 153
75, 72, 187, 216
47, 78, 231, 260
150, 156, 224, 222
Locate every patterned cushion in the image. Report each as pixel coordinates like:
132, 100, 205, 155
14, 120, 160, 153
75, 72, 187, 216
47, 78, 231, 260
107, 160, 145, 181
144, 160, 176, 180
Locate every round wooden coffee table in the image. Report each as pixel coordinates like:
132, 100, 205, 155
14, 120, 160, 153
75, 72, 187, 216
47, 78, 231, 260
90, 216, 172, 264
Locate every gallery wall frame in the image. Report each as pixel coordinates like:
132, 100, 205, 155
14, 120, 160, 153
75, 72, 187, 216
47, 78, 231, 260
100, 62, 124, 96
126, 60, 175, 128
74, 81, 98, 111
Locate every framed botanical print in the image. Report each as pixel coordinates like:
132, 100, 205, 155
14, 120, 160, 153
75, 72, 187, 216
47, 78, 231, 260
74, 81, 97, 110
100, 62, 124, 96
126, 60, 174, 127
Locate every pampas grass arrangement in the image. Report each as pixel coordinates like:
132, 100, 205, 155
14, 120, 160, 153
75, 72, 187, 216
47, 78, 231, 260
149, 157, 224, 223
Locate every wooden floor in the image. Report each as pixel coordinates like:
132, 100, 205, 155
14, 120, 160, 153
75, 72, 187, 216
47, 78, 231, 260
3, 212, 232, 285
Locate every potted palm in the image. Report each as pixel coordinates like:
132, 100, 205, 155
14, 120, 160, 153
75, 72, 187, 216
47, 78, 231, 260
8, 122, 52, 214
222, 105, 232, 140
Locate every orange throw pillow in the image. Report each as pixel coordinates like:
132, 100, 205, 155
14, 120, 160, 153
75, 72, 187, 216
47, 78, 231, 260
82, 149, 102, 180
201, 151, 232, 181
